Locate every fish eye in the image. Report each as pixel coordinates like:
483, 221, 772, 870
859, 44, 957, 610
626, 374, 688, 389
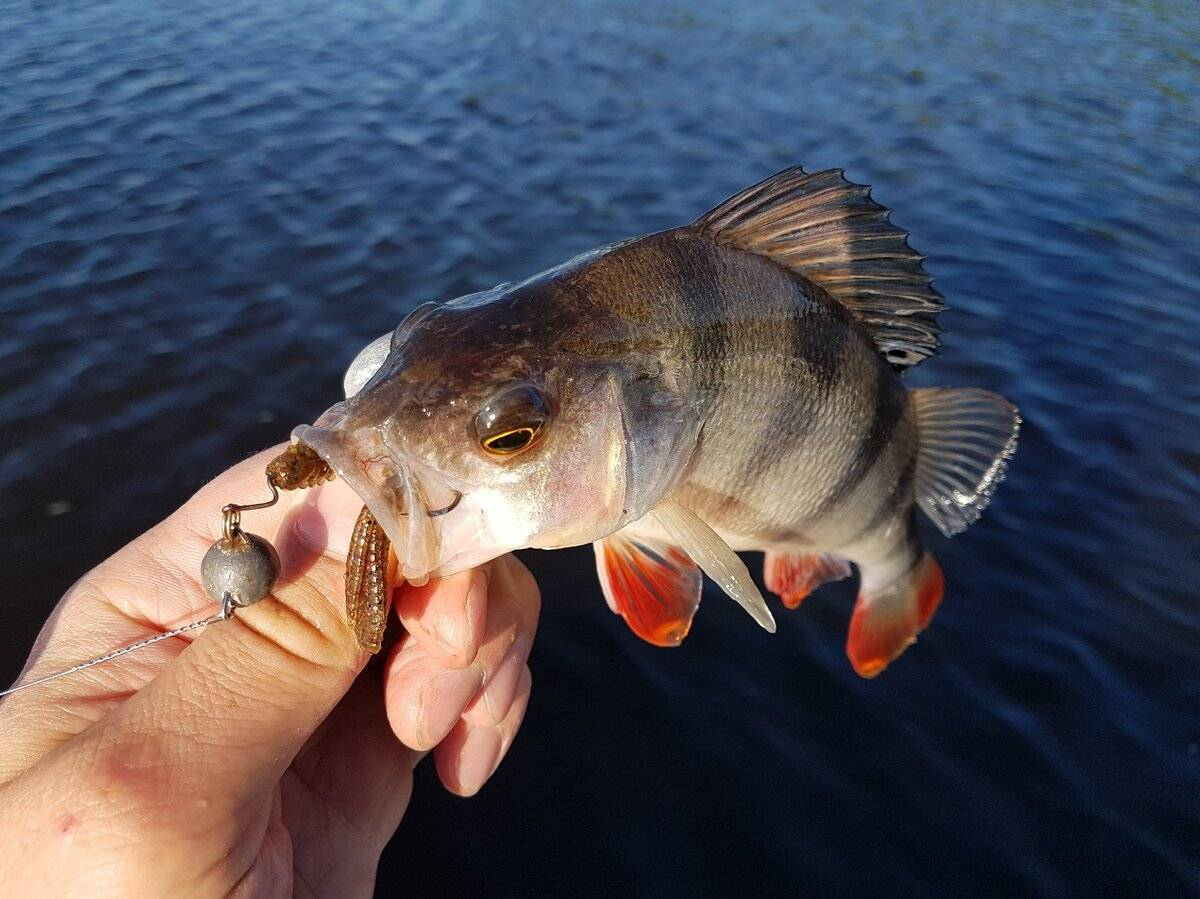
474, 384, 551, 458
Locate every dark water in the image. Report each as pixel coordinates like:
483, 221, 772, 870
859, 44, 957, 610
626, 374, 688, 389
2, 0, 1198, 893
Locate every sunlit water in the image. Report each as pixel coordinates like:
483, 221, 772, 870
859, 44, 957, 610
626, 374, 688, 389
2, 0, 1198, 893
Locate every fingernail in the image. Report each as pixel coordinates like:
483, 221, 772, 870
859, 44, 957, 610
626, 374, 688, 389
455, 726, 504, 796
481, 637, 528, 725
463, 566, 490, 646
429, 619, 465, 660
417, 666, 484, 748
293, 513, 325, 554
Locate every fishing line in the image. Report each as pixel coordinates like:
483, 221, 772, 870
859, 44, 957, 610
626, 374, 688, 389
0, 473, 287, 699
1, 440, 418, 698
0, 598, 235, 698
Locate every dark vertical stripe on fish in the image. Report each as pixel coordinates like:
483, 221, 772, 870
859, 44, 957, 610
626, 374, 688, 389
813, 356, 906, 517
900, 510, 923, 572
659, 233, 729, 408
846, 450, 917, 544
733, 280, 848, 491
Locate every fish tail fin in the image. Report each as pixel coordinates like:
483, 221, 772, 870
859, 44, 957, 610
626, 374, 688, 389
912, 387, 1020, 537
847, 552, 944, 678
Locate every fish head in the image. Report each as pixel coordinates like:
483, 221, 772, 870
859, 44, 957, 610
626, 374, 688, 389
294, 286, 691, 582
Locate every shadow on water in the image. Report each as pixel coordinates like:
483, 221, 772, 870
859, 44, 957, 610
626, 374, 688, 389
1, 0, 1198, 893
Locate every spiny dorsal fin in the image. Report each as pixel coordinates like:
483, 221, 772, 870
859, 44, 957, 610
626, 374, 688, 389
691, 165, 944, 368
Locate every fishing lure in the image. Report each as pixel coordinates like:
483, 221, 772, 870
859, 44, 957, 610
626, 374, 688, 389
1, 443, 388, 698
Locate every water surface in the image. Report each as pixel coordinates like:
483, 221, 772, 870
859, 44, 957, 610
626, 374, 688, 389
2, 0, 1198, 893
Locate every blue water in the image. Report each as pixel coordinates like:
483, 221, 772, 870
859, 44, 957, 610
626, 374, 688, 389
2, 0, 1198, 893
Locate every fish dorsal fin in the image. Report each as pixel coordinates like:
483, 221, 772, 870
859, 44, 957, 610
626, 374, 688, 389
911, 387, 1020, 536
691, 165, 945, 368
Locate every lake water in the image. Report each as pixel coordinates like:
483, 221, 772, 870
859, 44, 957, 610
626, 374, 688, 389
2, 0, 1198, 893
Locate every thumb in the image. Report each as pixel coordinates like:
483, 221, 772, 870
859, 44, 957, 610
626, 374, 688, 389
88, 450, 376, 819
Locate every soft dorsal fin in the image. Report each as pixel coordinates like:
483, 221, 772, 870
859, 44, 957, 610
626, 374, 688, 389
691, 165, 944, 368
911, 387, 1020, 536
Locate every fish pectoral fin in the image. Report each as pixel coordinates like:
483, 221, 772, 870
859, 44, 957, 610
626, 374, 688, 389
846, 553, 943, 678
594, 532, 702, 647
764, 551, 852, 609
912, 387, 1020, 537
649, 497, 777, 634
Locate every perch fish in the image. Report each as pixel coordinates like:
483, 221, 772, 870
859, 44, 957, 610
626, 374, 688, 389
296, 166, 1019, 676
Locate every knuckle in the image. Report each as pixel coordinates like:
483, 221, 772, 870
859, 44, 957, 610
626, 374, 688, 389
81, 731, 178, 813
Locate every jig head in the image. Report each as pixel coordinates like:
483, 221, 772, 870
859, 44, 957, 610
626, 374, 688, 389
1, 442, 391, 698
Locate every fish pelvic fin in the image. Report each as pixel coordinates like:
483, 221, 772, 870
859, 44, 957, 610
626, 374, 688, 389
594, 531, 702, 647
690, 165, 944, 368
595, 500, 778, 642
912, 387, 1020, 537
847, 553, 944, 678
764, 551, 852, 609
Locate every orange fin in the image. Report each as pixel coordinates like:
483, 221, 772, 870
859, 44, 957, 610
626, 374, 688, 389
593, 532, 702, 647
846, 554, 943, 678
764, 551, 852, 609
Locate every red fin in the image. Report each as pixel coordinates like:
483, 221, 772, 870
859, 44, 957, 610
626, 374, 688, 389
846, 554, 944, 678
593, 532, 702, 647
764, 551, 852, 609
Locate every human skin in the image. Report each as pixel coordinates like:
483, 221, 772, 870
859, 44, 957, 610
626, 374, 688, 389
0, 445, 540, 896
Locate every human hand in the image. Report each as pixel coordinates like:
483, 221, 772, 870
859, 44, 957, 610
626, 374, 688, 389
0, 445, 539, 897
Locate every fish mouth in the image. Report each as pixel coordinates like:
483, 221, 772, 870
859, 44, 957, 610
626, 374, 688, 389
292, 401, 462, 583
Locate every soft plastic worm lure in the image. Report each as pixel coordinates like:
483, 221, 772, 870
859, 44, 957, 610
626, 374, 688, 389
265, 443, 392, 653
1, 443, 390, 698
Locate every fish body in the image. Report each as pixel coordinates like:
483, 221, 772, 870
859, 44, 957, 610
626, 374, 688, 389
551, 230, 913, 551
296, 167, 1018, 676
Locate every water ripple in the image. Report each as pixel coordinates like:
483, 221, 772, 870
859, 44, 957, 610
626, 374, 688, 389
1, 0, 1197, 893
